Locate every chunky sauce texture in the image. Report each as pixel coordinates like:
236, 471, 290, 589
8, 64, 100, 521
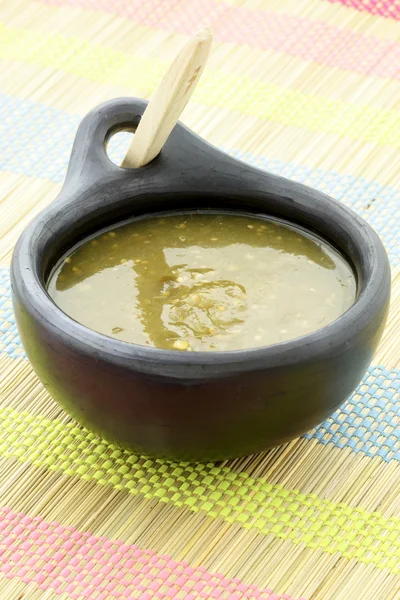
48, 213, 356, 351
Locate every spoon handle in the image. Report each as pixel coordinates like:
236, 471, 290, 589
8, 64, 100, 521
121, 28, 213, 169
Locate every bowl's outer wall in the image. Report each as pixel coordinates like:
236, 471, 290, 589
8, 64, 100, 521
10, 98, 391, 461
13, 295, 387, 460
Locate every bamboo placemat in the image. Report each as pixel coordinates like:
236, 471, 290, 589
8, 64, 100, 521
0, 0, 399, 598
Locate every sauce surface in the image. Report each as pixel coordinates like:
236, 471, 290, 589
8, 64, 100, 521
48, 213, 356, 351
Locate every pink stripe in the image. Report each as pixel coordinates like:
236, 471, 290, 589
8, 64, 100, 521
326, 0, 400, 21
0, 507, 305, 600
38, 0, 400, 80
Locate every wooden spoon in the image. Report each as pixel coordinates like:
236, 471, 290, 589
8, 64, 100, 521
122, 27, 213, 168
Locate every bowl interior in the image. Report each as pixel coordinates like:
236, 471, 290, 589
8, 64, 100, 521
41, 192, 361, 293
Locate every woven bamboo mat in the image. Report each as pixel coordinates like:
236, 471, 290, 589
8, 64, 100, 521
0, 0, 400, 598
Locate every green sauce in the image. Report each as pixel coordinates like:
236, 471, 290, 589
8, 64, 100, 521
48, 213, 356, 351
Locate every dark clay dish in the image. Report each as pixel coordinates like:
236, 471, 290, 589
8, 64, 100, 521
11, 98, 390, 461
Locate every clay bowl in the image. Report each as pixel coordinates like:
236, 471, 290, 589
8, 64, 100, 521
11, 98, 390, 461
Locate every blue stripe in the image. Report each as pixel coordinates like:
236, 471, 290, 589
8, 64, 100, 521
304, 366, 400, 461
0, 94, 399, 265
0, 267, 399, 461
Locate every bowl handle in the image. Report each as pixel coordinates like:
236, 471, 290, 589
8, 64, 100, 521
57, 97, 297, 205
61, 97, 148, 194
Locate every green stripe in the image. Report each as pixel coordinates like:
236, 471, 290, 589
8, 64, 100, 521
0, 407, 399, 572
1, 22, 400, 147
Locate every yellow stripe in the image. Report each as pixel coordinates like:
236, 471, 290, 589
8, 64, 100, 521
1, 23, 400, 147
2, 460, 398, 600
0, 406, 399, 572
1, 62, 400, 188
